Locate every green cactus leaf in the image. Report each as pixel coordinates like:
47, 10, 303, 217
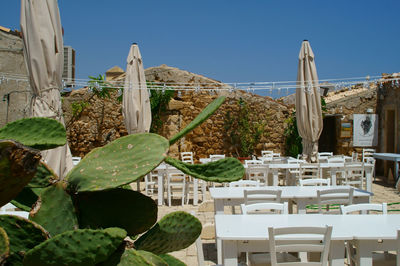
23, 227, 127, 266
165, 157, 244, 183
67, 133, 169, 192
169, 96, 225, 145
0, 227, 10, 264
0, 215, 49, 266
115, 249, 152, 265
11, 187, 42, 212
0, 117, 66, 150
0, 140, 41, 208
158, 254, 186, 266
29, 183, 78, 236
27, 162, 58, 188
75, 188, 157, 236
136, 250, 168, 266
135, 211, 202, 255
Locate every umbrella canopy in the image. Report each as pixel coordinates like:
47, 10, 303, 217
21, 0, 73, 178
295, 40, 323, 162
122, 43, 151, 134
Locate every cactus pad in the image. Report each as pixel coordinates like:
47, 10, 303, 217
135, 211, 202, 254
29, 183, 78, 236
158, 254, 186, 266
27, 162, 58, 188
23, 227, 127, 266
165, 157, 244, 183
67, 133, 169, 192
11, 187, 42, 212
169, 96, 225, 145
75, 188, 157, 236
0, 215, 49, 265
0, 227, 10, 264
0, 117, 66, 150
136, 250, 168, 265
0, 140, 41, 208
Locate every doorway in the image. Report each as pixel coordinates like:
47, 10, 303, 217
319, 116, 337, 153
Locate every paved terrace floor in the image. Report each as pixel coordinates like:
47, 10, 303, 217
134, 177, 400, 265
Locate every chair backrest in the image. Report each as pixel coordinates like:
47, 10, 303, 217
167, 169, 186, 183
246, 165, 269, 185
181, 152, 194, 164
351, 151, 359, 162
229, 180, 260, 187
72, 156, 81, 166
343, 162, 365, 188
327, 156, 345, 163
261, 150, 274, 158
209, 154, 225, 161
241, 202, 288, 215
317, 187, 354, 213
268, 226, 333, 266
299, 163, 321, 180
272, 152, 281, 158
244, 160, 262, 167
340, 203, 387, 215
244, 189, 282, 205
318, 152, 333, 158
299, 178, 330, 186
362, 148, 375, 162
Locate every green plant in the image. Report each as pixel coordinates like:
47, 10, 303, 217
224, 98, 265, 157
71, 101, 90, 118
149, 84, 174, 133
0, 96, 244, 265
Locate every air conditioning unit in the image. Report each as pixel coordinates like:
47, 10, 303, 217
63, 46, 75, 87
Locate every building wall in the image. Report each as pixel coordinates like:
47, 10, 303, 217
0, 30, 30, 127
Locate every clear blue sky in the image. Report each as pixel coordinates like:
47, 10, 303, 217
1, 1, 400, 84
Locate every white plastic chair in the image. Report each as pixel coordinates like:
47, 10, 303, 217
244, 189, 281, 205
181, 152, 194, 164
298, 163, 321, 184
229, 180, 260, 187
181, 152, 206, 204
343, 162, 364, 189
267, 226, 333, 266
72, 156, 81, 166
241, 202, 288, 215
362, 148, 375, 163
261, 150, 274, 158
244, 159, 262, 167
144, 171, 158, 196
299, 178, 331, 186
317, 187, 354, 214
246, 164, 269, 186
318, 152, 333, 159
209, 154, 225, 161
340, 203, 393, 266
166, 168, 188, 206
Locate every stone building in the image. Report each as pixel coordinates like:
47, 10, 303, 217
0, 27, 30, 127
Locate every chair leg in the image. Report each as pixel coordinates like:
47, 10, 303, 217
168, 185, 171, 207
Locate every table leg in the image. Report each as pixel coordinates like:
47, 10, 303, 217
329, 240, 346, 266
157, 172, 164, 206
193, 178, 198, 206
214, 199, 224, 215
356, 241, 373, 266
331, 169, 337, 186
136, 179, 140, 192
365, 166, 372, 192
222, 240, 238, 266
296, 200, 307, 214
273, 170, 279, 186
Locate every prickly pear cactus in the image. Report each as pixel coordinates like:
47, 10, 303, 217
115, 249, 154, 265
158, 254, 186, 266
67, 133, 169, 192
11, 187, 42, 212
0, 117, 66, 150
169, 96, 225, 145
165, 157, 244, 183
23, 227, 127, 266
27, 162, 58, 188
75, 188, 157, 236
135, 211, 202, 254
0, 140, 41, 208
0, 215, 49, 265
29, 183, 78, 236
0, 227, 9, 264
136, 250, 168, 266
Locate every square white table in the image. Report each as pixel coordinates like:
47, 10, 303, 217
216, 214, 400, 266
210, 185, 372, 215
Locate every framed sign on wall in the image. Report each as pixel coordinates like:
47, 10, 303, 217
353, 114, 378, 147
340, 122, 352, 138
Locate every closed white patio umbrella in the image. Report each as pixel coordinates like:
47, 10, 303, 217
21, 0, 73, 178
122, 43, 151, 134
295, 40, 323, 163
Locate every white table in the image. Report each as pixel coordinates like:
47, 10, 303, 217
210, 186, 372, 215
216, 214, 400, 266
373, 153, 400, 186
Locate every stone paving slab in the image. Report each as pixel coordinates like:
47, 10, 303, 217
137, 178, 400, 265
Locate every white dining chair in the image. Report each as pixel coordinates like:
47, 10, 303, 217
298, 163, 321, 184
247, 164, 269, 186
267, 225, 333, 266
299, 178, 331, 186
181, 151, 194, 164
317, 187, 354, 214
244, 159, 262, 167
244, 189, 282, 205
181, 151, 206, 204
72, 156, 81, 166
261, 150, 274, 158
362, 148, 375, 163
229, 180, 260, 187
209, 154, 225, 161
340, 203, 395, 266
144, 171, 158, 196
342, 162, 364, 189
166, 168, 188, 206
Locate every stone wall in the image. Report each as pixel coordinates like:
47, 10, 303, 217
0, 29, 30, 127
63, 65, 290, 160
